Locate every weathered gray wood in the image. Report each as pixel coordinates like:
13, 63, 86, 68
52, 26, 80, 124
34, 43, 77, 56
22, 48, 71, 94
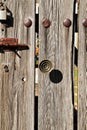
39, 0, 73, 130
78, 1, 87, 130
0, 0, 35, 130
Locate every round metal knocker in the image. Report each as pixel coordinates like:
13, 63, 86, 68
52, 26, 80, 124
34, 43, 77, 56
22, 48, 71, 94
39, 60, 52, 73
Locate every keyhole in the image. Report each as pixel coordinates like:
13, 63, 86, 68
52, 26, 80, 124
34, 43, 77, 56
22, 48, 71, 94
49, 69, 63, 83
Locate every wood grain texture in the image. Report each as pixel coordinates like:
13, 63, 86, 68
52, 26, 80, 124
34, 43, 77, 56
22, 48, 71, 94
78, 0, 87, 130
39, 0, 74, 130
0, 0, 35, 130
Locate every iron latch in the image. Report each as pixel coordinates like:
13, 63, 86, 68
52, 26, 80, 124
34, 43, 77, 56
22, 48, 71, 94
0, 38, 29, 51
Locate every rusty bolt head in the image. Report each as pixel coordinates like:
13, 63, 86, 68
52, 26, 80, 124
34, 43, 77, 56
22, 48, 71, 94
42, 18, 51, 28
63, 18, 72, 27
24, 18, 32, 27
82, 18, 87, 27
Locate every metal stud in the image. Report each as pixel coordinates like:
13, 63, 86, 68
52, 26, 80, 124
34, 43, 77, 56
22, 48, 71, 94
82, 18, 87, 27
24, 18, 32, 27
63, 18, 71, 27
42, 18, 51, 28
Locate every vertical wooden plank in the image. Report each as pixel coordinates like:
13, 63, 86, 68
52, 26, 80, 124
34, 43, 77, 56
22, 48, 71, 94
39, 0, 73, 130
78, 0, 87, 130
0, 0, 35, 130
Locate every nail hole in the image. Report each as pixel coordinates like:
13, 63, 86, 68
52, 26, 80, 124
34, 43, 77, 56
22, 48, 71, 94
22, 77, 26, 82
2, 29, 4, 32
49, 69, 63, 84
4, 65, 9, 72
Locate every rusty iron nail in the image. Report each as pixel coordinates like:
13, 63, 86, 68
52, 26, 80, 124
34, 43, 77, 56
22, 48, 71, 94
82, 18, 87, 27
24, 18, 32, 27
42, 18, 51, 28
63, 18, 72, 27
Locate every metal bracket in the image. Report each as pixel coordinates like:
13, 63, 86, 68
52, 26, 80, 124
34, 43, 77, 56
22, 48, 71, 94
0, 38, 29, 52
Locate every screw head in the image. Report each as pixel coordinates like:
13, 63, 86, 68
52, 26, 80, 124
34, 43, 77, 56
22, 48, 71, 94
42, 18, 51, 28
24, 18, 32, 27
82, 18, 87, 27
63, 18, 71, 27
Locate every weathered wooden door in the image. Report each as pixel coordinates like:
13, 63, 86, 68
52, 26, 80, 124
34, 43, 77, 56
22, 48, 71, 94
78, 0, 87, 130
38, 0, 74, 130
0, 0, 86, 130
0, 0, 35, 130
